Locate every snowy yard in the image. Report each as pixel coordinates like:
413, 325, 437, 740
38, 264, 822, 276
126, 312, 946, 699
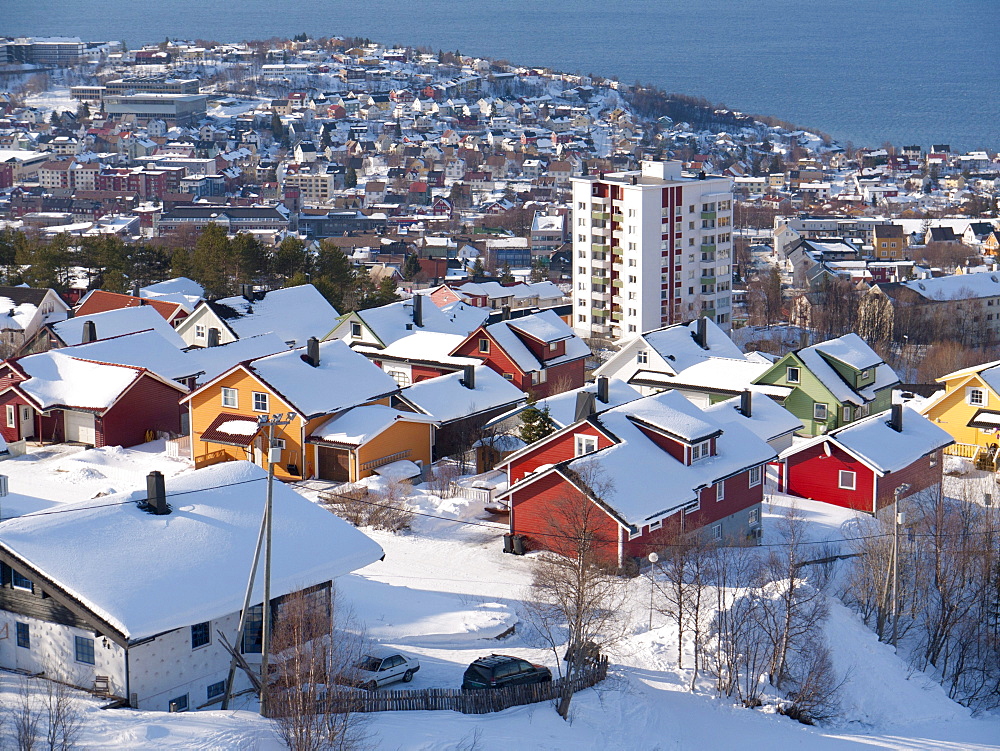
1, 445, 998, 749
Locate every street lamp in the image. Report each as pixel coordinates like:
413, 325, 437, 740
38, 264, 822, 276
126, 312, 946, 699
891, 482, 910, 649
647, 552, 659, 632
257, 411, 296, 718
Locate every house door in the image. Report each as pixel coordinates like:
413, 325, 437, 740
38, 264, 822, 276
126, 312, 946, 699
64, 411, 96, 445
317, 447, 351, 482
19, 405, 34, 439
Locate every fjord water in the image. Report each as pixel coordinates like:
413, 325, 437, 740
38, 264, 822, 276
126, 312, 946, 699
5, 0, 998, 151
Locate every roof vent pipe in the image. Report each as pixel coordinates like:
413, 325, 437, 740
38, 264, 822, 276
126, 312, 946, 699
146, 470, 169, 515
413, 293, 423, 327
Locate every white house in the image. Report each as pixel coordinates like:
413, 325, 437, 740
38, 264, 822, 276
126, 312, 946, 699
0, 462, 383, 711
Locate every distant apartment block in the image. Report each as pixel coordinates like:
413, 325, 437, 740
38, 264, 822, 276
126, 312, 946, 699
102, 93, 208, 127
571, 160, 734, 341
0, 37, 85, 66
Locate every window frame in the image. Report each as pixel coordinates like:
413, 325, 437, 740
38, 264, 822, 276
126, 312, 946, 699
5, 404, 15, 428
478, 337, 490, 354
968, 387, 986, 407
712, 524, 723, 541
191, 621, 211, 650
169, 694, 189, 713
252, 392, 270, 413
574, 434, 598, 457
207, 680, 226, 701
636, 349, 648, 365
749, 507, 760, 525
221, 387, 238, 409
15, 622, 29, 649
195, 324, 206, 339
350, 321, 363, 339
786, 366, 801, 384
838, 470, 856, 490
691, 440, 711, 462
716, 481, 725, 502
842, 405, 852, 422
75, 635, 95, 665
813, 403, 828, 421
748, 465, 762, 487
11, 571, 32, 592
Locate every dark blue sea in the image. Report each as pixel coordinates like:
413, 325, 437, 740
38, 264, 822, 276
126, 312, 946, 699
4, 0, 997, 151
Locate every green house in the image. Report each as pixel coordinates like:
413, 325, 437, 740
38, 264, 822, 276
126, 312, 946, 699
753, 333, 899, 436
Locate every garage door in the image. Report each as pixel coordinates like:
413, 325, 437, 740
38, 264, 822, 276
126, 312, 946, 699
317, 447, 351, 482
64, 411, 96, 445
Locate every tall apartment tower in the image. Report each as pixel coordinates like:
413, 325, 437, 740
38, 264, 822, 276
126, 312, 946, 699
571, 161, 734, 341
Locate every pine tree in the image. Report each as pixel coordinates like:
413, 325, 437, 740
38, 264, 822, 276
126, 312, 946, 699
499, 264, 515, 284
402, 253, 422, 281
471, 257, 486, 279
344, 167, 358, 188
519, 402, 556, 444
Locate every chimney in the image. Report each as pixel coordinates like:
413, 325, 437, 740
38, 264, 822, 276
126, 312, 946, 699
501, 304, 511, 321
241, 283, 254, 302
413, 293, 424, 327
692, 317, 708, 349
146, 470, 169, 515
596, 376, 609, 404
305, 336, 320, 367
799, 330, 809, 349
462, 364, 476, 390
82, 319, 97, 343
574, 391, 597, 422
889, 403, 904, 433
739, 389, 752, 418
206, 327, 220, 347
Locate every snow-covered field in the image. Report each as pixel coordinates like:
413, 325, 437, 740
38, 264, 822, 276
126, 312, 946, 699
1, 445, 998, 750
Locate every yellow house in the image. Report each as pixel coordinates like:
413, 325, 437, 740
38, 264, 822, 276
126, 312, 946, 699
919, 360, 1000, 460
184, 338, 435, 482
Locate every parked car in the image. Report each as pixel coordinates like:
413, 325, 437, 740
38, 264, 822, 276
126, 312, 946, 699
352, 648, 420, 691
461, 654, 552, 690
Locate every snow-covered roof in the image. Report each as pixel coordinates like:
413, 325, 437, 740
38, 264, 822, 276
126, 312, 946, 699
14, 350, 163, 411
786, 407, 953, 474
53, 305, 186, 348
183, 333, 289, 383
139, 276, 204, 311
508, 312, 572, 344
357, 331, 475, 367
703, 390, 804, 443
565, 390, 776, 526
310, 404, 432, 445
899, 271, 1000, 301
211, 284, 339, 345
65, 330, 200, 382
353, 297, 480, 347
246, 339, 399, 417
400, 366, 525, 423
0, 462, 383, 641
481, 310, 589, 373
499, 378, 642, 429
440, 300, 490, 334
633, 358, 770, 393
811, 333, 882, 371
0, 298, 42, 332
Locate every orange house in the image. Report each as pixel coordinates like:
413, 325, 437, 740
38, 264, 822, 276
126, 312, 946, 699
184, 338, 435, 482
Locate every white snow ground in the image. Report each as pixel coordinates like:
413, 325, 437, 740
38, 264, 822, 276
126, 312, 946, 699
0, 446, 997, 749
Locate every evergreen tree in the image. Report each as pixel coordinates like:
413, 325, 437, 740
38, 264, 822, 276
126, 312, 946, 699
471, 257, 486, 279
271, 113, 285, 141
314, 240, 357, 311
231, 232, 269, 285
191, 223, 234, 297
529, 258, 546, 283
499, 264, 515, 284
271, 236, 309, 282
402, 253, 422, 281
519, 402, 556, 444
345, 167, 358, 188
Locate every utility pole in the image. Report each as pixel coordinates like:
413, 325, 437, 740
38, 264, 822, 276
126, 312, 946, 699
891, 483, 910, 649
647, 552, 659, 632
257, 411, 295, 718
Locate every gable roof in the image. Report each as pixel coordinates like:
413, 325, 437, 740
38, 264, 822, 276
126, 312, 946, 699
474, 309, 589, 373
309, 404, 435, 446
792, 334, 898, 406
52, 306, 186, 349
243, 339, 399, 417
75, 289, 184, 323
492, 378, 643, 430
206, 285, 340, 345
398, 365, 526, 423
347, 297, 486, 348
0, 462, 383, 643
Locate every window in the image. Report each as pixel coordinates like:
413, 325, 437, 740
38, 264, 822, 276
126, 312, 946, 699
169, 694, 189, 713
221, 387, 238, 409
649, 520, 662, 530
16, 622, 29, 649
813, 403, 828, 421
575, 434, 598, 456
860, 368, 872, 380
195, 324, 206, 339
685, 500, 700, 514
716, 481, 725, 502
843, 406, 852, 422
387, 370, 410, 387
12, 570, 32, 591
637, 350, 648, 364
207, 680, 227, 701
548, 342, 558, 351
531, 370, 547, 385
968, 387, 986, 406
478, 338, 490, 354
838, 470, 856, 490
6, 405, 15, 428
191, 621, 210, 649
786, 366, 800, 384
712, 524, 722, 541
748, 465, 762, 487
252, 392, 269, 412
691, 440, 711, 462
75, 636, 95, 665
929, 453, 938, 468
242, 605, 263, 654
749, 507, 760, 525
350, 321, 363, 339
502, 373, 514, 380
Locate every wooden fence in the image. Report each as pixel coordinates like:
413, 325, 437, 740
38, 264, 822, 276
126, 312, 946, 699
944, 443, 979, 460
316, 658, 608, 715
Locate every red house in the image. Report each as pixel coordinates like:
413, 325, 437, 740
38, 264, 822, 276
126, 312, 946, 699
450, 310, 589, 398
780, 405, 952, 514
75, 290, 189, 327
499, 389, 776, 568
0, 351, 186, 447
